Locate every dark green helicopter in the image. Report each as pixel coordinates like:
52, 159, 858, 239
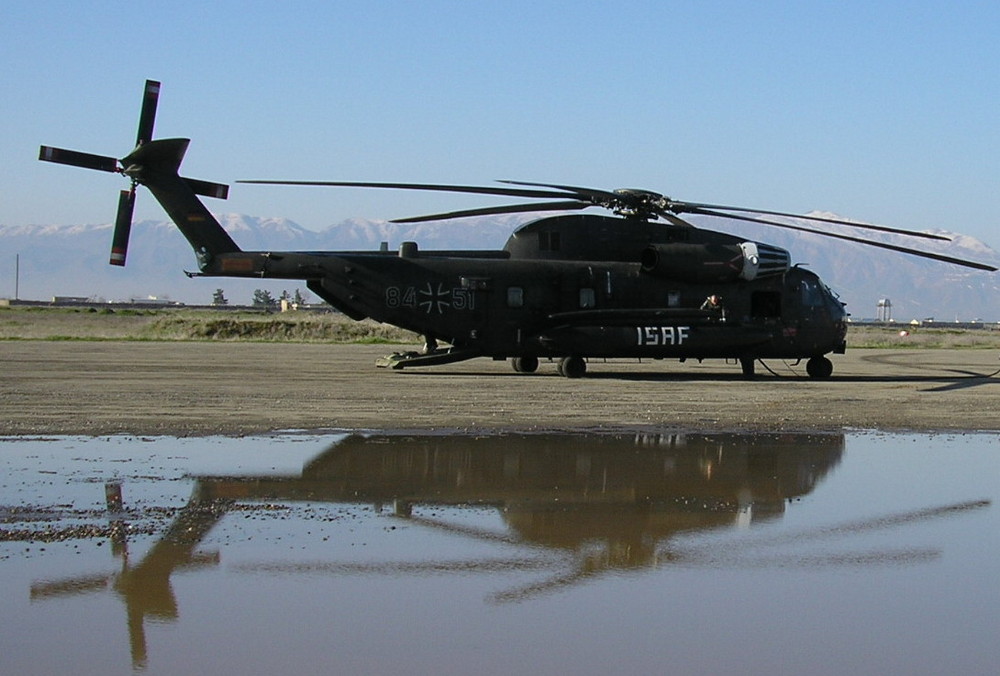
39, 81, 997, 378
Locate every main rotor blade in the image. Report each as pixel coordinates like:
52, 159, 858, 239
237, 179, 578, 201
391, 200, 589, 223
497, 180, 622, 203
38, 146, 119, 173
652, 209, 698, 228
695, 208, 997, 271
676, 201, 949, 241
135, 80, 160, 146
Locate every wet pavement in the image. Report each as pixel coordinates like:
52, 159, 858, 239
1, 431, 997, 675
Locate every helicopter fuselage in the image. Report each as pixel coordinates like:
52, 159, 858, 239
199, 213, 848, 375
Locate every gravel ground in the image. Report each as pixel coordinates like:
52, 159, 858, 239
2, 341, 1000, 435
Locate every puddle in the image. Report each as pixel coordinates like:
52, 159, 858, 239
1, 431, 997, 675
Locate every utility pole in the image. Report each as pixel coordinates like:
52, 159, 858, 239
14, 253, 19, 301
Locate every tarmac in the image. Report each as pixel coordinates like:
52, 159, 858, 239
3, 341, 1000, 436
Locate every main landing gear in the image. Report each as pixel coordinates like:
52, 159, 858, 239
557, 356, 587, 378
510, 355, 587, 378
511, 356, 539, 373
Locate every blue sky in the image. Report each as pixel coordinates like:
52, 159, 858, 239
3, 1, 999, 246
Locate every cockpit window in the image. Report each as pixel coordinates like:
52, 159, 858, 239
801, 280, 825, 307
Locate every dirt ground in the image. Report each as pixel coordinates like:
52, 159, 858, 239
2, 341, 999, 435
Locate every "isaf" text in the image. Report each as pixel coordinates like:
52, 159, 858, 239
636, 326, 690, 346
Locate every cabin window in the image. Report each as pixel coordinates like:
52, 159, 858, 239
507, 287, 524, 308
667, 291, 680, 308
751, 291, 782, 318
461, 276, 491, 290
539, 231, 561, 251
579, 288, 596, 308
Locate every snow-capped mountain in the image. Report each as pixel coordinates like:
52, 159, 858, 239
2, 212, 998, 320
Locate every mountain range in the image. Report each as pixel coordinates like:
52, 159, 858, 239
2, 213, 998, 321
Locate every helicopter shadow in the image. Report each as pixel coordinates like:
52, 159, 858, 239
403, 363, 1000, 390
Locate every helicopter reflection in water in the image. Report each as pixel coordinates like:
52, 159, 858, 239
26, 432, 989, 670
219, 431, 846, 572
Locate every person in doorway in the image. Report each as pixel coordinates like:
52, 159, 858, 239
701, 294, 723, 312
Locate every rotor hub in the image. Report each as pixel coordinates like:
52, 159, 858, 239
609, 188, 670, 219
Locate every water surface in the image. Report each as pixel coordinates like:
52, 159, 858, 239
1, 431, 996, 675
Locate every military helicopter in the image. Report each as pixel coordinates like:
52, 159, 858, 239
38, 80, 997, 378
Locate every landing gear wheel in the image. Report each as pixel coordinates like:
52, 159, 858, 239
511, 356, 539, 373
806, 356, 833, 379
740, 357, 756, 378
557, 356, 587, 378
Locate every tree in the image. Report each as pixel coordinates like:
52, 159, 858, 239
293, 288, 308, 306
252, 289, 277, 309
212, 288, 229, 306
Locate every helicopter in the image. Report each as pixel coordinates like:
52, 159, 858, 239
38, 80, 998, 379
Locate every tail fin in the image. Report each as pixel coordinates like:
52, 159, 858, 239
39, 80, 240, 269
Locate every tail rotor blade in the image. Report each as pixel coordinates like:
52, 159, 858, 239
135, 80, 160, 146
110, 189, 136, 266
184, 177, 230, 199
38, 146, 119, 173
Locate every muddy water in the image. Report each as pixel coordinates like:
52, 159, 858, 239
1, 431, 997, 675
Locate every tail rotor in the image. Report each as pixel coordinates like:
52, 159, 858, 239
38, 79, 161, 266
39, 79, 229, 267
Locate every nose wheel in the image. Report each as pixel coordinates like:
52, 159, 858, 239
806, 356, 833, 378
